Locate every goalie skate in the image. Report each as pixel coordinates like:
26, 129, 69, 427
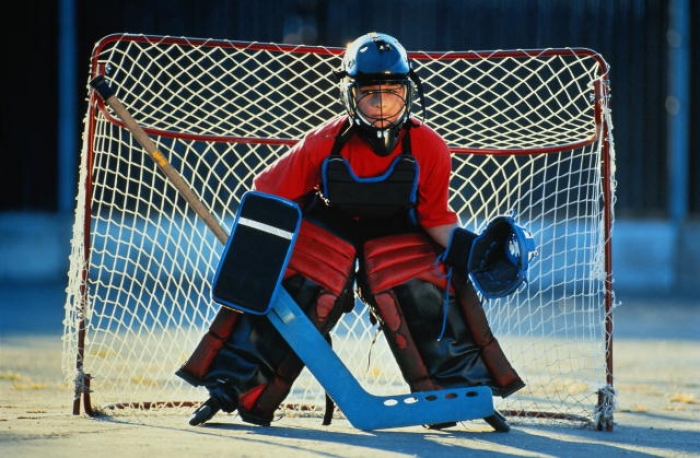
189, 398, 222, 426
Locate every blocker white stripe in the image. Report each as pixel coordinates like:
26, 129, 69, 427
238, 217, 294, 240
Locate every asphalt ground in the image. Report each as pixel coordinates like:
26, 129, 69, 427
1, 282, 698, 457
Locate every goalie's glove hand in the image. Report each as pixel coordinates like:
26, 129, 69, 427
468, 215, 538, 299
440, 227, 478, 272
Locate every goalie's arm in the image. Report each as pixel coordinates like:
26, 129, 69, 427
89, 75, 229, 245
424, 223, 459, 248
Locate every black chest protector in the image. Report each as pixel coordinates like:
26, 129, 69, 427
319, 123, 419, 222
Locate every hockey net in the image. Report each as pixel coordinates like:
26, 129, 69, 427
63, 34, 617, 429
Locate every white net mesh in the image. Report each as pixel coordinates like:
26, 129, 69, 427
63, 34, 616, 427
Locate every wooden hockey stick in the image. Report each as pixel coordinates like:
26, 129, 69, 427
89, 75, 228, 245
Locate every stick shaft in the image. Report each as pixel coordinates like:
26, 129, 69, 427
89, 75, 229, 245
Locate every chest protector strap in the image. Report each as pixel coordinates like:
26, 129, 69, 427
321, 122, 419, 220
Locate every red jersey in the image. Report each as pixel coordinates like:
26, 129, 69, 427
253, 116, 458, 229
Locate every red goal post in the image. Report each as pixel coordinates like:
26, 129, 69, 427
63, 33, 617, 430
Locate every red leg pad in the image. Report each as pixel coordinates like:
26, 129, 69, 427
176, 307, 241, 384
374, 291, 438, 392
363, 232, 451, 294
284, 220, 356, 296
453, 274, 525, 397
363, 232, 524, 397
177, 221, 355, 388
237, 290, 353, 424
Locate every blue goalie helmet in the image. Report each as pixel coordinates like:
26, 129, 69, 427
336, 32, 424, 156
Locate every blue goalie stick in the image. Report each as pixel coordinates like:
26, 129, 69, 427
268, 288, 496, 430
213, 191, 497, 430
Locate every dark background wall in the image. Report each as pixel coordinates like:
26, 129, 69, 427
3, 0, 698, 220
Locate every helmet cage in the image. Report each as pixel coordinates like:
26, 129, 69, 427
344, 79, 413, 132
336, 32, 424, 155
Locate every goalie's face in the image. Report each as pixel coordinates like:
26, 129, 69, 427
352, 81, 409, 130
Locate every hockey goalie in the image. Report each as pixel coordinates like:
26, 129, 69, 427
175, 32, 536, 430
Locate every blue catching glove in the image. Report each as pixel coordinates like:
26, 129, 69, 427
467, 215, 538, 299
